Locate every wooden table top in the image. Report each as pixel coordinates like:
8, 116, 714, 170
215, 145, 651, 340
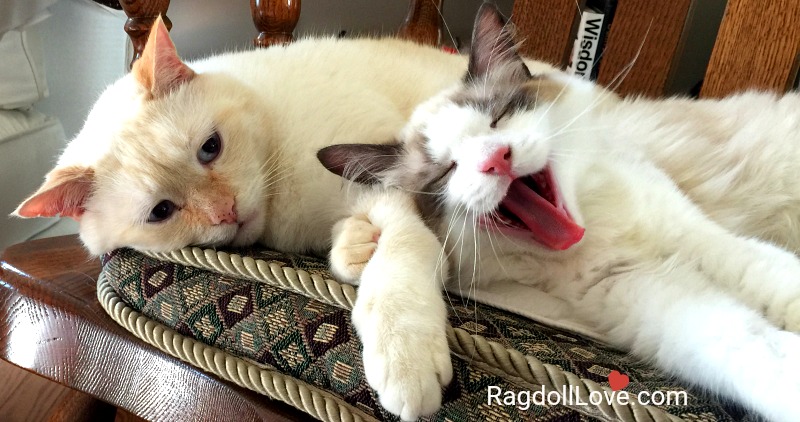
0, 235, 308, 421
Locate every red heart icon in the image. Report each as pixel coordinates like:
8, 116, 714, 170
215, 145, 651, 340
608, 370, 630, 391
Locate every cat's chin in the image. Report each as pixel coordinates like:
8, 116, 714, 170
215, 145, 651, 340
229, 216, 262, 247
479, 166, 585, 251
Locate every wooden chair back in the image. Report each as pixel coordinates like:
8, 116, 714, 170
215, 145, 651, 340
119, 0, 444, 66
513, 0, 800, 98
118, 0, 800, 98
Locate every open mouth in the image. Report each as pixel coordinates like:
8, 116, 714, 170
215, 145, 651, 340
479, 164, 584, 250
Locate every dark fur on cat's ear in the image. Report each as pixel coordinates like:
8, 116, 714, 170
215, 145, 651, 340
467, 3, 530, 82
132, 15, 195, 99
317, 143, 403, 185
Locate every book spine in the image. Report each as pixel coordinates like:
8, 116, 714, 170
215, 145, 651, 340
567, 9, 606, 80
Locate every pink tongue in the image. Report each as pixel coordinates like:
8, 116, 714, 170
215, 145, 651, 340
502, 179, 585, 250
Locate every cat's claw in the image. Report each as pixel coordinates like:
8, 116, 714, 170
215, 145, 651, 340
330, 214, 381, 284
353, 290, 452, 421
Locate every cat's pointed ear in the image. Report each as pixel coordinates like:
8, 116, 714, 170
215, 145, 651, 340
317, 143, 403, 185
132, 15, 195, 98
468, 3, 530, 82
13, 166, 95, 220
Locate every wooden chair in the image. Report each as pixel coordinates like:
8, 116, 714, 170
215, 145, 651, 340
119, 0, 800, 99
2, 0, 798, 420
513, 0, 799, 98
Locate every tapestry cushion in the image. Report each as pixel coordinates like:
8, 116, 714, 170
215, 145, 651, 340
100, 246, 754, 422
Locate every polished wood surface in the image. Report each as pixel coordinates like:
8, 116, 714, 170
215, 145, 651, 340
251, 0, 301, 47
397, 0, 443, 46
701, 0, 800, 98
0, 359, 115, 422
119, 0, 172, 68
0, 362, 147, 422
0, 235, 308, 422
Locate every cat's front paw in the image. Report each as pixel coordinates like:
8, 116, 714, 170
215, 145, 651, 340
353, 293, 452, 420
330, 214, 381, 284
362, 333, 452, 421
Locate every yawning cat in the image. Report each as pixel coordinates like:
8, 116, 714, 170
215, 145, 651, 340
321, 4, 800, 421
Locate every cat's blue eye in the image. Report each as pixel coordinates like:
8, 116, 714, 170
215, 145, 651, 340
148, 200, 176, 223
197, 132, 222, 164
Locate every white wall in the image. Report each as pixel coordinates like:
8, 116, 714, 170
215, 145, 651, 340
34, 0, 129, 142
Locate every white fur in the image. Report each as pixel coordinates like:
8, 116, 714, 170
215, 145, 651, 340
50, 38, 467, 254
333, 72, 800, 420
608, 92, 800, 255
343, 191, 452, 420
27, 37, 560, 420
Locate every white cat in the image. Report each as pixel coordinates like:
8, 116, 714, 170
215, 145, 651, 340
12, 15, 557, 420
322, 4, 800, 421
15, 16, 551, 256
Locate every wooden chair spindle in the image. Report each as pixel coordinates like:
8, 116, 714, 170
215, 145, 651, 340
250, 0, 301, 48
397, 0, 444, 46
119, 0, 172, 69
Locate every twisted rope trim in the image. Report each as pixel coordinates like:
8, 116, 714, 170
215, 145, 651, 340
144, 248, 357, 310
140, 247, 686, 422
446, 328, 684, 422
97, 273, 373, 422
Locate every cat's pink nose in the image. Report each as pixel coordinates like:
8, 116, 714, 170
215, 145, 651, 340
479, 145, 513, 176
209, 197, 238, 225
